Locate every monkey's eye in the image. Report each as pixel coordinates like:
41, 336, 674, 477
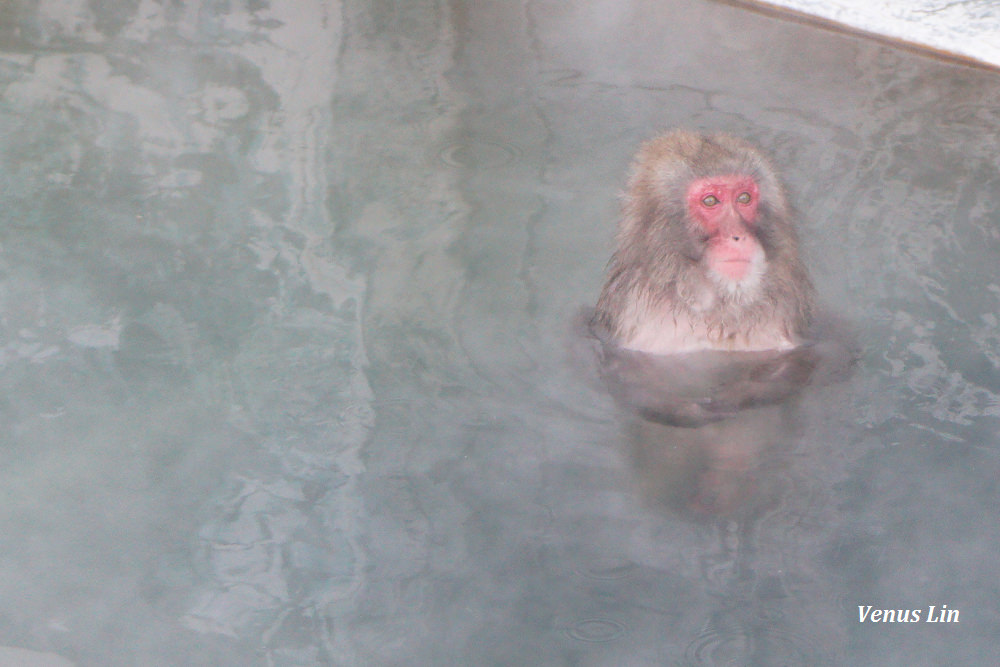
736, 192, 752, 204
701, 195, 719, 207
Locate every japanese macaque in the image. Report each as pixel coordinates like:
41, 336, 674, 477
580, 131, 856, 517
584, 130, 855, 428
592, 130, 814, 354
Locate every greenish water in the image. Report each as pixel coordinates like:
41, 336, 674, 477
0, 1, 998, 665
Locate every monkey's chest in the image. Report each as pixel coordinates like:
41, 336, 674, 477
622, 308, 795, 354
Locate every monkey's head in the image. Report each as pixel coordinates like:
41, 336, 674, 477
622, 130, 798, 303
595, 130, 814, 354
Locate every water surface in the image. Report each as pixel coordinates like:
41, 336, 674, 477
1, 1, 999, 665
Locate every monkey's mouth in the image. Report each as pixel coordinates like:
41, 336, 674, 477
717, 258, 751, 278
710, 253, 766, 289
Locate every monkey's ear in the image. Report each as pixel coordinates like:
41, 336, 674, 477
620, 187, 661, 235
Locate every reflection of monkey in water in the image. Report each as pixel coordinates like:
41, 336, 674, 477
597, 345, 818, 516
630, 404, 793, 517
589, 131, 855, 514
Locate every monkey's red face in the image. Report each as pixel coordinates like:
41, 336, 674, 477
686, 174, 764, 286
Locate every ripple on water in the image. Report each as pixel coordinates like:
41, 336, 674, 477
565, 618, 627, 643
684, 629, 809, 666
573, 557, 639, 581
433, 138, 521, 169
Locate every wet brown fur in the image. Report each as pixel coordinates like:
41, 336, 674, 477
592, 130, 815, 352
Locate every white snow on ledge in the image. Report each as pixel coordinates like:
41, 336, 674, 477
746, 0, 1000, 68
